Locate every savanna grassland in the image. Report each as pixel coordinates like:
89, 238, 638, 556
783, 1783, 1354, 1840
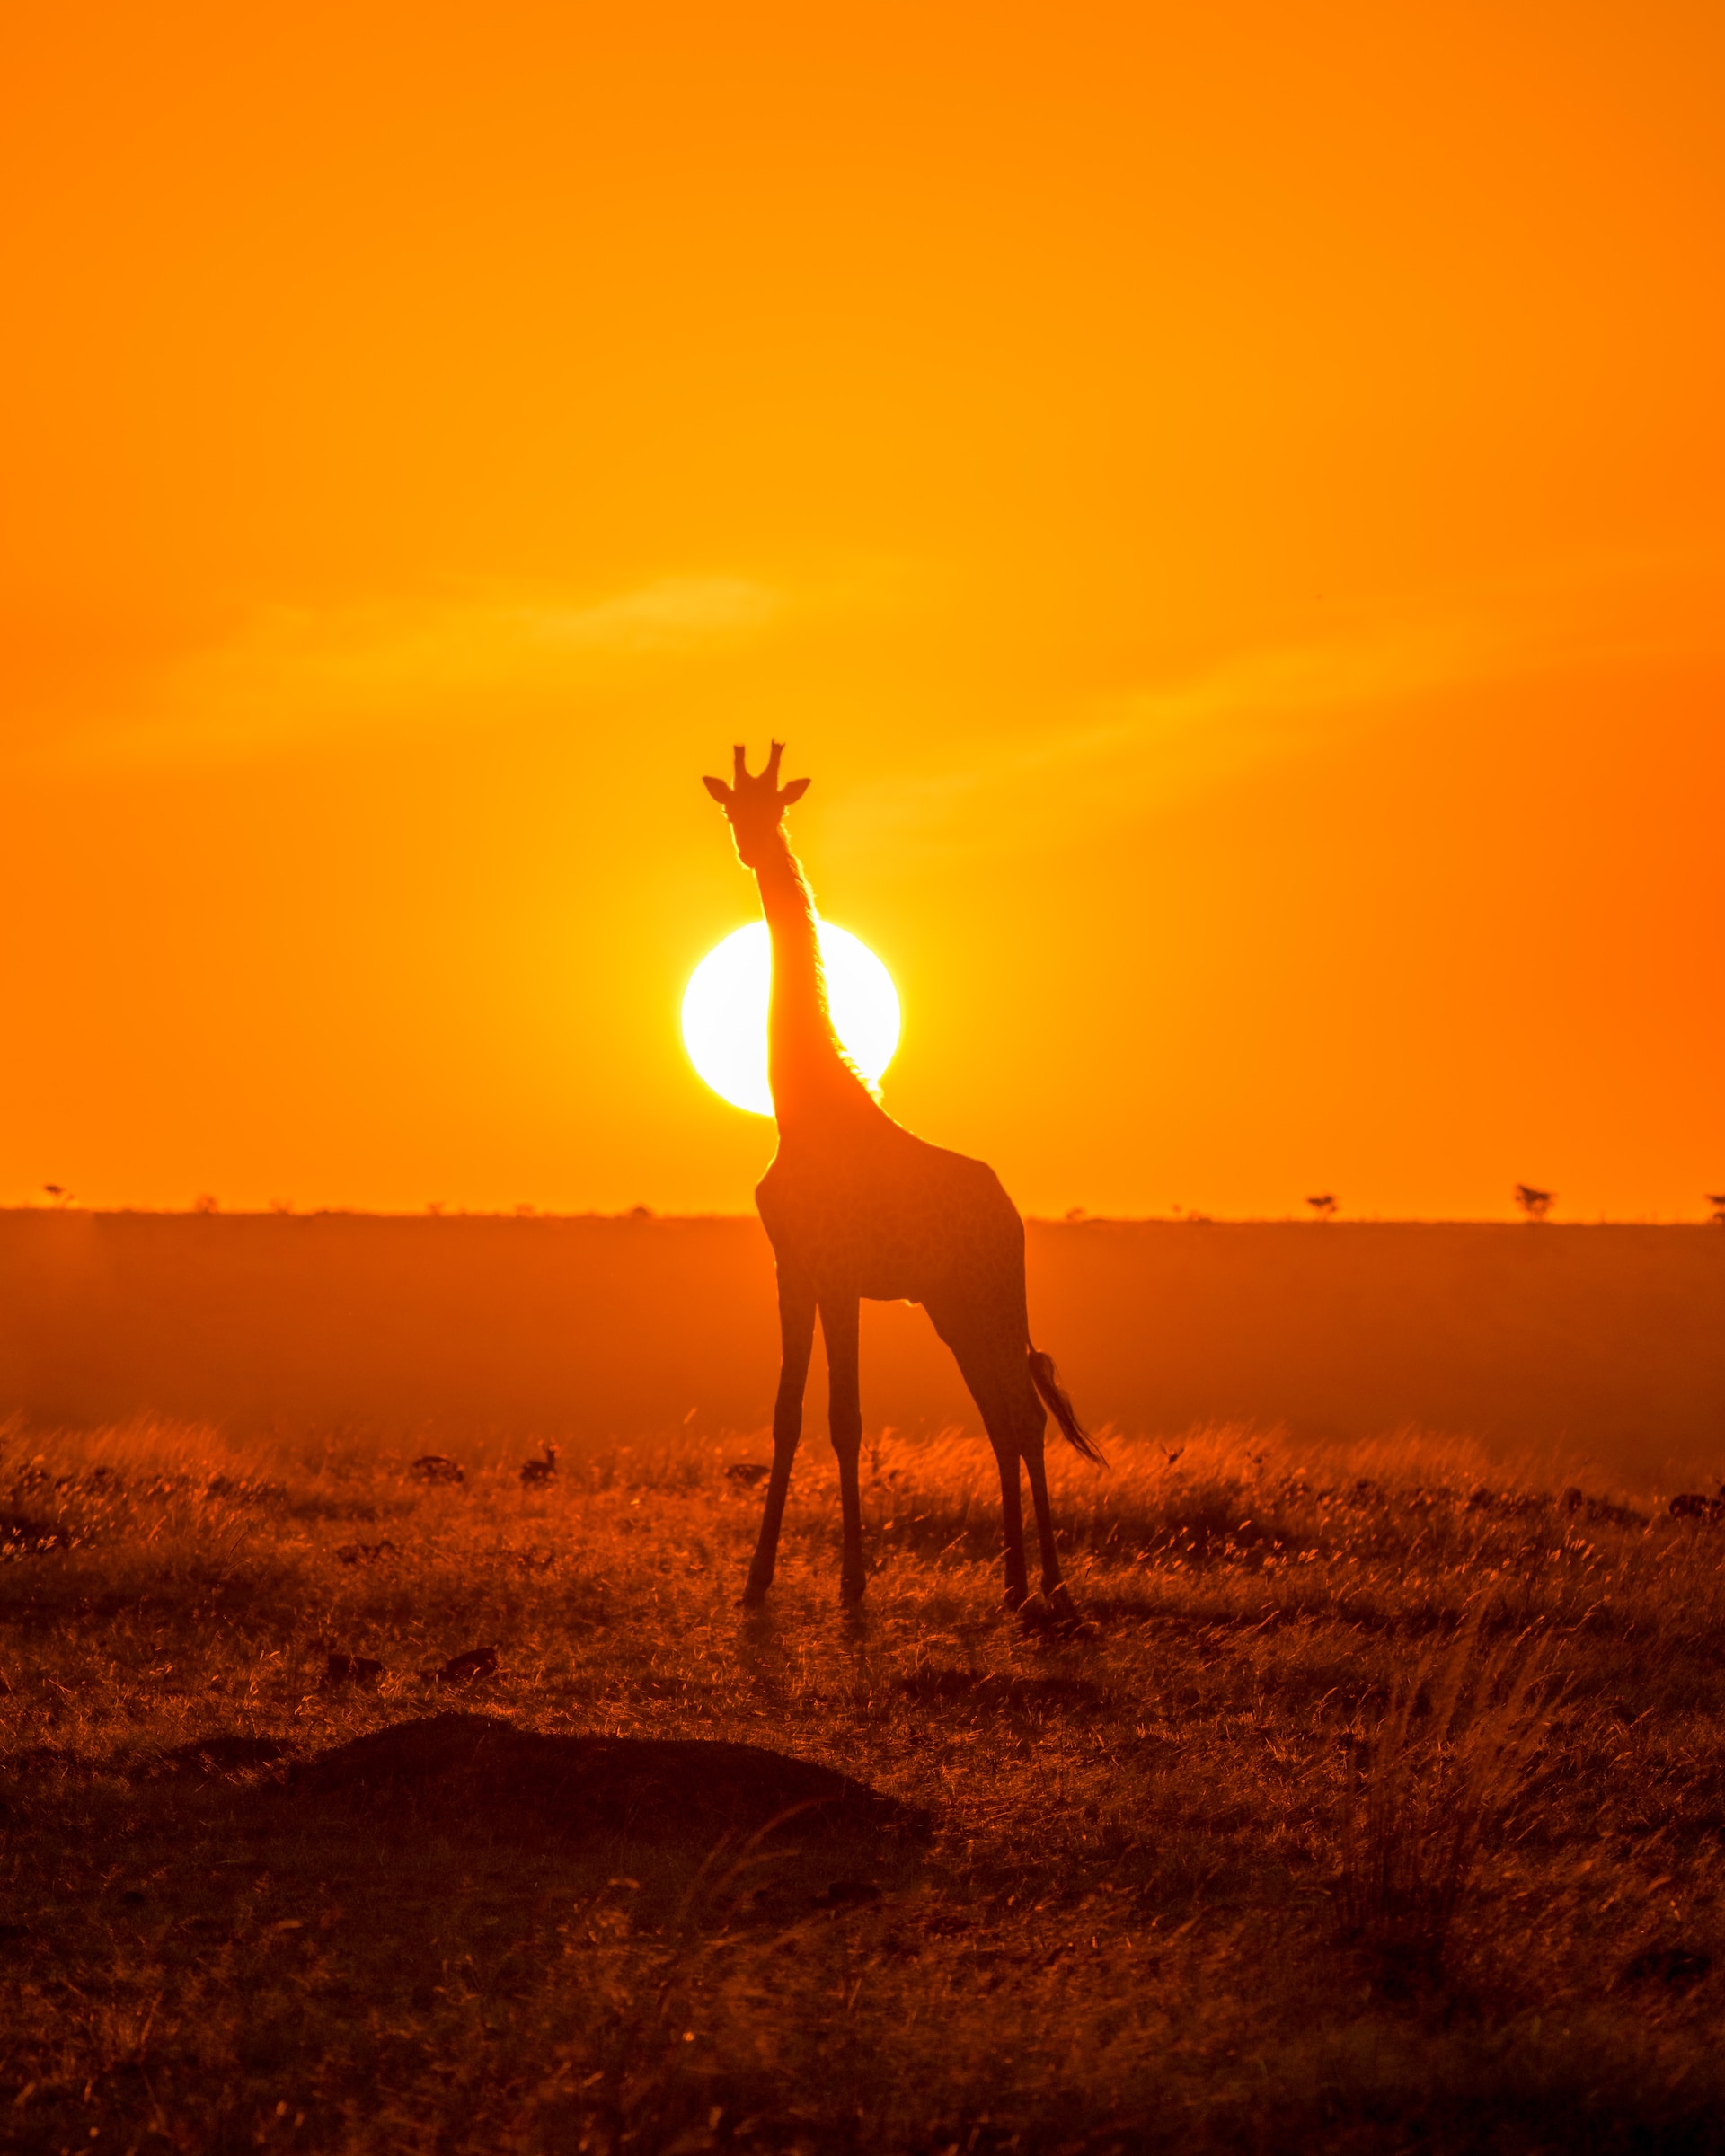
3, 1417, 1724, 2156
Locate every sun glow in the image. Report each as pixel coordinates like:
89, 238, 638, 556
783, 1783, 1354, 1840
682, 921, 900, 1118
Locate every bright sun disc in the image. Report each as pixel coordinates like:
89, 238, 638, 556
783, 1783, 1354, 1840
682, 921, 900, 1118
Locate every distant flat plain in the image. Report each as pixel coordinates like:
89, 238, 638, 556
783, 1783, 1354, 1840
3, 1212, 1719, 1484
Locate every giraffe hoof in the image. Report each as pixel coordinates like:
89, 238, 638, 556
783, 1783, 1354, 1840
741, 1576, 773, 1608
1002, 1583, 1029, 1613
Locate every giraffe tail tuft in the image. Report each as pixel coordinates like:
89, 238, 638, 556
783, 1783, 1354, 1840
1028, 1348, 1107, 1466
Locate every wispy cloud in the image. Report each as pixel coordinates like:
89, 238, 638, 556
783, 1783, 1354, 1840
38, 577, 782, 770
826, 548, 1725, 865
827, 611, 1497, 862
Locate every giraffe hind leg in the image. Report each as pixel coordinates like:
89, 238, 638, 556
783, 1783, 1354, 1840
938, 1328, 1039, 1610
994, 1440, 1031, 1610
1021, 1423, 1077, 1615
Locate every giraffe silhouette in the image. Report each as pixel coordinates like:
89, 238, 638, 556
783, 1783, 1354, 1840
703, 743, 1103, 1613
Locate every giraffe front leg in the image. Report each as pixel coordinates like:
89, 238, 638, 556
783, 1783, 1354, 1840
820, 1296, 867, 1604
744, 1272, 817, 1607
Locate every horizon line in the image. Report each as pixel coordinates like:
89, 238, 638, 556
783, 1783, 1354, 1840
4, 1204, 1718, 1229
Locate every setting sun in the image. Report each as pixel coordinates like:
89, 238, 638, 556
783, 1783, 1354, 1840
681, 920, 900, 1117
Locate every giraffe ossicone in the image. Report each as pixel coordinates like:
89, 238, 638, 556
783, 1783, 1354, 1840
703, 743, 1103, 1614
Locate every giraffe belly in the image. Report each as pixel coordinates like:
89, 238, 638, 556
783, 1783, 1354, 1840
857, 1268, 923, 1303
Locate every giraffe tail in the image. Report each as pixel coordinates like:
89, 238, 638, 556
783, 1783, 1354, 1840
1028, 1348, 1107, 1466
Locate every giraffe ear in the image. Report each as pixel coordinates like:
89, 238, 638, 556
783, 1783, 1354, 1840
780, 776, 810, 805
702, 775, 732, 805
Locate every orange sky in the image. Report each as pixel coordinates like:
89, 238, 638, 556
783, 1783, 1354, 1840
2, 1, 1721, 1221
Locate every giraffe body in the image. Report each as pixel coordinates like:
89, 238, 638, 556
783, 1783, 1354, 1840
756, 1126, 1022, 1321
703, 744, 1101, 1611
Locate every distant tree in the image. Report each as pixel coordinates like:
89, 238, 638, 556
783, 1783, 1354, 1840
1706, 1194, 1725, 1226
191, 1193, 219, 1215
1512, 1184, 1554, 1222
42, 1183, 73, 1208
1305, 1194, 1339, 1219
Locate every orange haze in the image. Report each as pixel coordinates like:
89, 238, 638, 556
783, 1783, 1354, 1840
2, 2, 1721, 1221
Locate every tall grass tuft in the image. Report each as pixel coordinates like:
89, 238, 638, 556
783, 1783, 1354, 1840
1337, 1606, 1554, 1989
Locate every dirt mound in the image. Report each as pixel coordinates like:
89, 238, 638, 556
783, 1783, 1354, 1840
281, 1712, 924, 1844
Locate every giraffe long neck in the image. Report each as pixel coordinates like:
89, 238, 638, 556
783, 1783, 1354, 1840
752, 827, 880, 1136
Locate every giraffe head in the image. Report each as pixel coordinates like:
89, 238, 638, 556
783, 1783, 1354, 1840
702, 742, 810, 868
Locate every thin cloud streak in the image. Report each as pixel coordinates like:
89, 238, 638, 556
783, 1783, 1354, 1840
827, 617, 1482, 864
826, 562, 1725, 865
34, 578, 783, 771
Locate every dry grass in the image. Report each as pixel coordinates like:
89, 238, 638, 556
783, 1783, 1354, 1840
1335, 1610, 1555, 1989
2, 1413, 1724, 2155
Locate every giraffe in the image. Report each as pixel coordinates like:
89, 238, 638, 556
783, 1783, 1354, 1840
703, 742, 1104, 1613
